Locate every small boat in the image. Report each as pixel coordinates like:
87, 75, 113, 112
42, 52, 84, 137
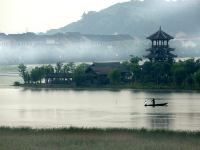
144, 103, 168, 107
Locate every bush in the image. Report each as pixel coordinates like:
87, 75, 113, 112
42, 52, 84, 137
14, 81, 20, 86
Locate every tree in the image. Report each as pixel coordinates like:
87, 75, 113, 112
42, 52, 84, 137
43, 65, 54, 75
172, 65, 187, 86
152, 62, 172, 84
108, 69, 121, 85
129, 55, 142, 65
141, 61, 154, 83
186, 75, 195, 86
30, 67, 45, 84
63, 62, 75, 74
184, 59, 197, 75
24, 71, 31, 84
130, 63, 141, 83
18, 64, 28, 83
73, 64, 88, 86
195, 69, 200, 86
55, 61, 63, 73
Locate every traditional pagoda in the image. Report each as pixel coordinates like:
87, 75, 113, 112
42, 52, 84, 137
145, 27, 177, 62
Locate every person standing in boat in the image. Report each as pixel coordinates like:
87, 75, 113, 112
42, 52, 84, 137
144, 100, 148, 106
152, 98, 155, 105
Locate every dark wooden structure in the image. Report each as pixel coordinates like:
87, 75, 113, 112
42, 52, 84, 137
145, 27, 177, 62
85, 62, 130, 84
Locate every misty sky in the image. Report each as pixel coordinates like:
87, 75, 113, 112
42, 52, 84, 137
0, 0, 129, 33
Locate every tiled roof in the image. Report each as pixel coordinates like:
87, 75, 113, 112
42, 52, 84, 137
147, 27, 174, 40
87, 62, 127, 75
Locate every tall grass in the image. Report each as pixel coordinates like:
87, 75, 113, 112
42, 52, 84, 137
0, 127, 200, 150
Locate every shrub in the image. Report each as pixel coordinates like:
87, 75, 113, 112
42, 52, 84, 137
14, 81, 20, 86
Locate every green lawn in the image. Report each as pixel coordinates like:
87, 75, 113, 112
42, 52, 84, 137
0, 127, 199, 150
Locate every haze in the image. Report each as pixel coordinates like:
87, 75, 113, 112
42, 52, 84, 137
0, 0, 198, 65
0, 0, 187, 34
0, 0, 129, 33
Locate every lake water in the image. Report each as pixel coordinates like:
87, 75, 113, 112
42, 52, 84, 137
1, 65, 200, 131
1, 87, 200, 131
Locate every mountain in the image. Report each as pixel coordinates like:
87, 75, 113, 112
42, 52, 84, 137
46, 0, 200, 59
47, 0, 200, 37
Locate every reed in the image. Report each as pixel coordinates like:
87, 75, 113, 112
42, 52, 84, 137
0, 127, 199, 150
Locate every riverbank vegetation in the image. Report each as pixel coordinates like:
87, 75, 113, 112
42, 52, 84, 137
17, 57, 200, 89
0, 127, 199, 150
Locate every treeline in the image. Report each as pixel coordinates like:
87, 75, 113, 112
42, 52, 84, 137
17, 62, 87, 85
17, 57, 200, 88
122, 57, 200, 88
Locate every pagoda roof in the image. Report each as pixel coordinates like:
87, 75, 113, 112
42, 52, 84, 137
147, 27, 174, 40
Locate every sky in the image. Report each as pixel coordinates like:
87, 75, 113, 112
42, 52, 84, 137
0, 0, 129, 34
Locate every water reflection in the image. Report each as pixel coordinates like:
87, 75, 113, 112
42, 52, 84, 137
148, 113, 172, 129
0, 88, 200, 131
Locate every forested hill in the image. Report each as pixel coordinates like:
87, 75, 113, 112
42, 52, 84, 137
46, 0, 200, 37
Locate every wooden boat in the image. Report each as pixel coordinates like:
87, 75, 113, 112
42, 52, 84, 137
144, 103, 168, 107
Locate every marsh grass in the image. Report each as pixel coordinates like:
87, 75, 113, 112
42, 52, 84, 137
0, 127, 200, 150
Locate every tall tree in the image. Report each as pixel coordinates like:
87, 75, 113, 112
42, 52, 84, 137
73, 64, 87, 86
30, 67, 45, 84
18, 64, 28, 83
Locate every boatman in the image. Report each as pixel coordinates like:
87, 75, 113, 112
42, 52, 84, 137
152, 98, 155, 105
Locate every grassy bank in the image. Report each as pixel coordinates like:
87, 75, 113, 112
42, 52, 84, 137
0, 127, 200, 150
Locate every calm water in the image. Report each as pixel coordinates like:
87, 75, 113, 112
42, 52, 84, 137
0, 87, 200, 131
1, 65, 200, 131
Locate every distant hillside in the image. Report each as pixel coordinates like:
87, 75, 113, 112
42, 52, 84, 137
47, 0, 200, 37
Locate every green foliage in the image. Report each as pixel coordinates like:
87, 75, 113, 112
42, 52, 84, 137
195, 69, 200, 86
186, 75, 195, 86
24, 71, 31, 84
43, 64, 54, 75
17, 58, 200, 88
55, 61, 63, 73
129, 63, 141, 82
14, 81, 20, 86
184, 59, 197, 74
108, 69, 121, 84
18, 64, 27, 83
63, 62, 75, 74
73, 64, 88, 86
30, 67, 45, 84
129, 55, 142, 65
172, 63, 187, 85
18, 64, 26, 74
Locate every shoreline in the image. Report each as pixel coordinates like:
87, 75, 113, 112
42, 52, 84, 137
13, 83, 200, 92
1, 126, 200, 134
0, 127, 199, 150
